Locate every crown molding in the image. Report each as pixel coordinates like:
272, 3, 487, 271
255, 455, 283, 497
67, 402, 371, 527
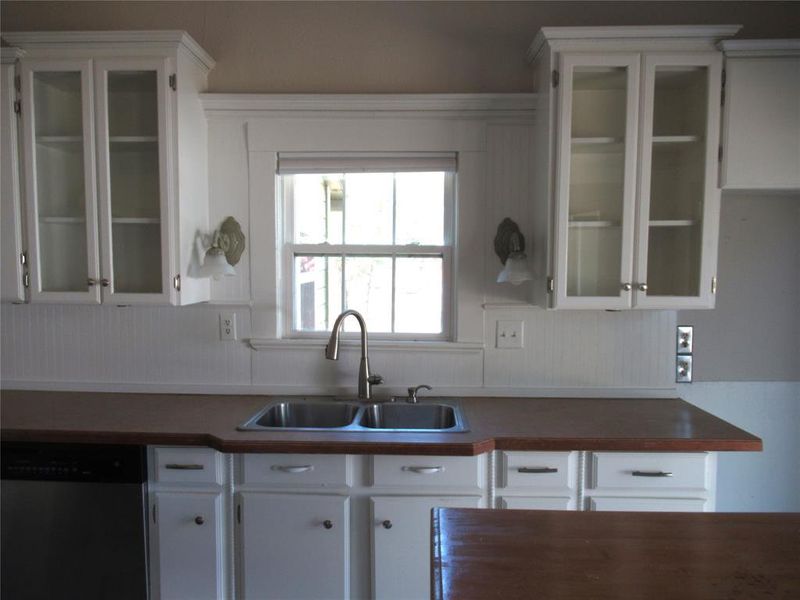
719, 39, 800, 57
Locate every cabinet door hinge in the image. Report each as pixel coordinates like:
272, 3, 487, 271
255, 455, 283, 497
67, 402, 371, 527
173, 274, 181, 291
152, 503, 157, 524
721, 69, 726, 106
718, 145, 723, 162
14, 74, 20, 93
236, 504, 242, 524
547, 276, 554, 293
13, 100, 21, 115
551, 69, 559, 88
22, 271, 30, 289
19, 251, 27, 266
711, 276, 717, 294
169, 74, 177, 91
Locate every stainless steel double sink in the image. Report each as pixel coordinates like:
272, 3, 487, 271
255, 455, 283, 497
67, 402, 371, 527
237, 398, 469, 433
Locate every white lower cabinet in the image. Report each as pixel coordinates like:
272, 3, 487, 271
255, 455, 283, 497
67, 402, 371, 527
588, 496, 707, 512
237, 493, 349, 600
496, 451, 579, 510
152, 491, 225, 600
371, 495, 481, 600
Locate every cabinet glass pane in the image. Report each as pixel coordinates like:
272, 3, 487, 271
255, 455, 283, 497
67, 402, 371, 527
33, 71, 89, 291
106, 71, 162, 293
646, 67, 708, 296
566, 67, 628, 297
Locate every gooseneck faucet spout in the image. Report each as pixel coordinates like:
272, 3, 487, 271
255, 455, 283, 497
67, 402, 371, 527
325, 309, 383, 400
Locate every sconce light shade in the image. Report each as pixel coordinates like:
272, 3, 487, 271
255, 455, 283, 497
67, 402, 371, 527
202, 216, 245, 280
494, 218, 533, 286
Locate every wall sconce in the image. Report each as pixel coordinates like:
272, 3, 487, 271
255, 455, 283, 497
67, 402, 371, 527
203, 216, 245, 279
494, 218, 533, 285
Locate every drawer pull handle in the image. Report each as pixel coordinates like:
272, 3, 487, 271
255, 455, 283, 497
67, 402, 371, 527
631, 470, 673, 477
165, 463, 205, 470
518, 467, 558, 474
274, 465, 314, 474
403, 466, 443, 474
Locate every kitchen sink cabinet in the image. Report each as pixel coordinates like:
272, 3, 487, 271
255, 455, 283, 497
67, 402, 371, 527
236, 492, 350, 600
719, 40, 800, 191
2, 31, 214, 305
529, 27, 738, 310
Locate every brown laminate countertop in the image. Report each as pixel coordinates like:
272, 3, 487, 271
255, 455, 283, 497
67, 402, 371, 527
431, 508, 800, 600
0, 390, 761, 454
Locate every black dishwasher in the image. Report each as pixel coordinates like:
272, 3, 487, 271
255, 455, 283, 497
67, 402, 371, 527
1, 442, 149, 600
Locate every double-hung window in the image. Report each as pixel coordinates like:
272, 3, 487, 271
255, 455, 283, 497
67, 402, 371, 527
280, 152, 456, 339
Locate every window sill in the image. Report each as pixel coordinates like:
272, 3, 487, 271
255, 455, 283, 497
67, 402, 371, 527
248, 337, 484, 353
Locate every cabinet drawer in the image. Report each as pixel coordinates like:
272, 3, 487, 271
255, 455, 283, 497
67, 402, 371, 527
371, 455, 482, 489
500, 496, 574, 511
241, 454, 350, 487
589, 496, 707, 512
499, 451, 575, 490
590, 452, 709, 491
154, 447, 222, 484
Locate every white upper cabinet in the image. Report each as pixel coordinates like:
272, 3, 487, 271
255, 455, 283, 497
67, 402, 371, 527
3, 31, 215, 305
1, 48, 27, 303
719, 40, 800, 192
529, 26, 738, 310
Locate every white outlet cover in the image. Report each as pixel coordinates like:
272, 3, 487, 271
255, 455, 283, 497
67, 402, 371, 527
219, 312, 237, 341
496, 320, 524, 349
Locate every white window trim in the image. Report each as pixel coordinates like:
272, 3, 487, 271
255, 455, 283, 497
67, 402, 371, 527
281, 170, 455, 340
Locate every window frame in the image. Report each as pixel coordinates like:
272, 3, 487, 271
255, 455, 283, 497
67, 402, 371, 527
281, 170, 456, 341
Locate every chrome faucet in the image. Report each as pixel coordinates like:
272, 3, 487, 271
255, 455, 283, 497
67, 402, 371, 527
325, 309, 383, 400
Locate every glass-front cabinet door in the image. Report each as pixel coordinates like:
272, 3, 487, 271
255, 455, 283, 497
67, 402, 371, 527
553, 54, 640, 309
21, 60, 101, 303
634, 54, 722, 308
95, 59, 170, 303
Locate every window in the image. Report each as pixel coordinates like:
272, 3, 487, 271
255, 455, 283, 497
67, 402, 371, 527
280, 153, 455, 338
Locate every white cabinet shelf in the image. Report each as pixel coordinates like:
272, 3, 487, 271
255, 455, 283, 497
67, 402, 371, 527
4, 30, 215, 305
529, 26, 734, 310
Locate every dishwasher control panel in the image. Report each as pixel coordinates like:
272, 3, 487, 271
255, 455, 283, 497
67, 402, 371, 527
1, 443, 145, 483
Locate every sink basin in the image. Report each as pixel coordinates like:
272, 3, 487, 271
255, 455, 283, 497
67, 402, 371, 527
238, 398, 469, 433
360, 403, 461, 431
241, 401, 360, 430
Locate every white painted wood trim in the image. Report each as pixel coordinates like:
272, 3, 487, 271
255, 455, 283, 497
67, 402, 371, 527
1, 47, 25, 62
3, 31, 215, 70
527, 26, 742, 63
200, 93, 536, 115
719, 39, 800, 57
552, 53, 640, 310
248, 337, 484, 353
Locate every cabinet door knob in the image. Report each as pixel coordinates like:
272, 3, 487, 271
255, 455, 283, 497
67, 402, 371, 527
101, 278, 110, 287
322, 520, 333, 530
194, 515, 205, 525
87, 278, 96, 287
621, 283, 632, 291
382, 520, 393, 529
638, 283, 648, 292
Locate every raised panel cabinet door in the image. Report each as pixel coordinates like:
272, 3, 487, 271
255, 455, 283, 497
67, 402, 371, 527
238, 492, 349, 600
94, 58, 173, 305
152, 491, 224, 600
552, 53, 641, 309
371, 495, 481, 600
589, 496, 707, 512
1, 61, 26, 302
20, 59, 101, 303
634, 53, 722, 309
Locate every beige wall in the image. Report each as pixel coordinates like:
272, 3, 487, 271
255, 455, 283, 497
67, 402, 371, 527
680, 195, 800, 382
2, 1, 799, 93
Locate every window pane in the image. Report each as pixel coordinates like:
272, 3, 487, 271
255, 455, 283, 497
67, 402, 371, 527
395, 257, 443, 334
344, 173, 393, 244
344, 256, 392, 332
294, 255, 342, 331
395, 172, 445, 245
293, 174, 344, 244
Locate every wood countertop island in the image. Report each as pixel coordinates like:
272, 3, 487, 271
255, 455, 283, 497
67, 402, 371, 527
432, 508, 800, 600
0, 390, 761, 454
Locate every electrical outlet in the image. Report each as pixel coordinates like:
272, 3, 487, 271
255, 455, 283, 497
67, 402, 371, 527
219, 312, 237, 341
677, 326, 693, 354
676, 355, 693, 383
496, 320, 524, 349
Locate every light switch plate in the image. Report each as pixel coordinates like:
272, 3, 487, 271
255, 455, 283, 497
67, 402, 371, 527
219, 312, 237, 341
676, 355, 693, 383
496, 320, 524, 349
677, 325, 693, 354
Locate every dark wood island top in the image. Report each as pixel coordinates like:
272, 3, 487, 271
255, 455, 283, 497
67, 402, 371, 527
0, 390, 762, 454
432, 508, 800, 600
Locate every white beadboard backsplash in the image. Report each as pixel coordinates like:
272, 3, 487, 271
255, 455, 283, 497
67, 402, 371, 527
1, 302, 675, 393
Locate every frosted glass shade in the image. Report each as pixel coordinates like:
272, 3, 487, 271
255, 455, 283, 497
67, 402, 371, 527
203, 246, 236, 279
497, 252, 533, 286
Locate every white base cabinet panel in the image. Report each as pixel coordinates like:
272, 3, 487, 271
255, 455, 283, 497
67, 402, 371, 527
589, 496, 708, 512
500, 496, 574, 510
370, 495, 481, 600
151, 491, 225, 600
237, 492, 349, 600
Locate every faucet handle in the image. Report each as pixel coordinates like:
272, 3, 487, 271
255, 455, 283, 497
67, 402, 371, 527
368, 374, 384, 386
407, 384, 432, 403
